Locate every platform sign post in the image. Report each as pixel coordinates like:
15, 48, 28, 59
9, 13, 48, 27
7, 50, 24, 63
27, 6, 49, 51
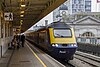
4, 12, 13, 21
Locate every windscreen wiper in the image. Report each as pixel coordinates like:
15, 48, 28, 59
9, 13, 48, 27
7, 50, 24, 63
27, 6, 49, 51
55, 33, 64, 37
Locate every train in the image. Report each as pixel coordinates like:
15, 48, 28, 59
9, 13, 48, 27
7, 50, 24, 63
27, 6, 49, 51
26, 22, 78, 61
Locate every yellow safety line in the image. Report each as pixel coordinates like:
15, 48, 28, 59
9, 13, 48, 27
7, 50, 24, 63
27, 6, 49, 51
26, 44, 47, 67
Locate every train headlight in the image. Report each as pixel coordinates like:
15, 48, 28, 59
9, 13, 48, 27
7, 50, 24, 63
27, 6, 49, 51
55, 44, 58, 47
52, 44, 55, 46
73, 44, 77, 47
52, 44, 58, 47
67, 44, 77, 47
71, 44, 74, 47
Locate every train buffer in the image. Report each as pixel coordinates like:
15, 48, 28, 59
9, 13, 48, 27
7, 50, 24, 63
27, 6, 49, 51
0, 41, 65, 67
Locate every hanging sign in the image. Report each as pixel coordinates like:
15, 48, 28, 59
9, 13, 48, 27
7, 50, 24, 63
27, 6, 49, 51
4, 12, 13, 21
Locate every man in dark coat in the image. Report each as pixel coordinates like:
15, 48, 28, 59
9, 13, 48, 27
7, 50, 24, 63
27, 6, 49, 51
21, 34, 25, 47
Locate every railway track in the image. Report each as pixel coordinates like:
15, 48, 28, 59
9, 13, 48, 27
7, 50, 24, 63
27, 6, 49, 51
58, 60, 75, 67
74, 51, 100, 67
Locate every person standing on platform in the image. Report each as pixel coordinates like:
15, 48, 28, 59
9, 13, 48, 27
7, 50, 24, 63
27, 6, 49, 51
16, 34, 20, 49
21, 34, 25, 47
11, 35, 17, 49
12, 34, 19, 49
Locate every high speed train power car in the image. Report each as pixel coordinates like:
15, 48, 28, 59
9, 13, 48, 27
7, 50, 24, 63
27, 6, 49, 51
26, 22, 78, 61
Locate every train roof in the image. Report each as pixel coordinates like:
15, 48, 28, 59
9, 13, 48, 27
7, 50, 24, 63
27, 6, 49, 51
47, 22, 71, 28
33, 22, 72, 32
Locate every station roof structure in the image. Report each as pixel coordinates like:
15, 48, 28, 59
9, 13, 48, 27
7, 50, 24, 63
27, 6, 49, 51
0, 0, 67, 32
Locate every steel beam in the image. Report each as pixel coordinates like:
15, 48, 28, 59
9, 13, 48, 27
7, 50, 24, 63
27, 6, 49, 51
22, 0, 67, 32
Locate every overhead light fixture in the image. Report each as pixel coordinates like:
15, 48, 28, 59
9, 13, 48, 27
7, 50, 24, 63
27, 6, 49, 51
21, 4, 26, 7
21, 0, 25, 2
20, 15, 24, 17
20, 20, 23, 22
20, 20, 23, 25
20, 11, 25, 14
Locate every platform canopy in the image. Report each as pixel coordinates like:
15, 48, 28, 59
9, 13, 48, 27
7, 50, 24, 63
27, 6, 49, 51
0, 0, 67, 32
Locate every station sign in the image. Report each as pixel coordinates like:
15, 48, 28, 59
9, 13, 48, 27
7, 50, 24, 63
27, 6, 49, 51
4, 12, 13, 21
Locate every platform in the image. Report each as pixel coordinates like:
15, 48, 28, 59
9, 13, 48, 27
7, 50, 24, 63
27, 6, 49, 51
0, 41, 65, 67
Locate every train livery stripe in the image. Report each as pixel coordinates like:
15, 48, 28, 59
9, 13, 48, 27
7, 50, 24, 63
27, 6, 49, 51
26, 44, 47, 67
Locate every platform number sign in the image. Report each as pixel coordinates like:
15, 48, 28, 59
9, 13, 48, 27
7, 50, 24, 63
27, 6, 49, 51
4, 12, 13, 21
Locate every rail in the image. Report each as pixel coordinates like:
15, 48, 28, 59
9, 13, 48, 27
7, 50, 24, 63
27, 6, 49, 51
75, 51, 100, 67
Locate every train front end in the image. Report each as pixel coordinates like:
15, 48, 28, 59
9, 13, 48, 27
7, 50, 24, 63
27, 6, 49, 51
49, 27, 78, 60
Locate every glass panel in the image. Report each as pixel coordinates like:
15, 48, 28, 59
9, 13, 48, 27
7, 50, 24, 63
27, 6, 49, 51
54, 29, 72, 37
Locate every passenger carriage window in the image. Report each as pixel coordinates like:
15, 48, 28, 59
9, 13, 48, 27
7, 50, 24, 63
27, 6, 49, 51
53, 29, 72, 38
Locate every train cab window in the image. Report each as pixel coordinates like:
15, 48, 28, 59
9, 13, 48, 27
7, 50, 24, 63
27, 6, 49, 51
53, 29, 72, 38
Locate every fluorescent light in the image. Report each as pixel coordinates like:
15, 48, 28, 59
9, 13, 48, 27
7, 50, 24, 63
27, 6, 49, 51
21, 0, 24, 2
20, 20, 23, 25
21, 4, 26, 7
20, 20, 23, 22
20, 15, 24, 17
20, 11, 25, 13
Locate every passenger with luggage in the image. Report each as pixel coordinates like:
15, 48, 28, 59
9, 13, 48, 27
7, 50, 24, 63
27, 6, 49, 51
11, 34, 20, 49
16, 34, 20, 49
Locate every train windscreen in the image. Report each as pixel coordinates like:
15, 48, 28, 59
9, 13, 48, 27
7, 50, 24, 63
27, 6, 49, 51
53, 29, 72, 38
